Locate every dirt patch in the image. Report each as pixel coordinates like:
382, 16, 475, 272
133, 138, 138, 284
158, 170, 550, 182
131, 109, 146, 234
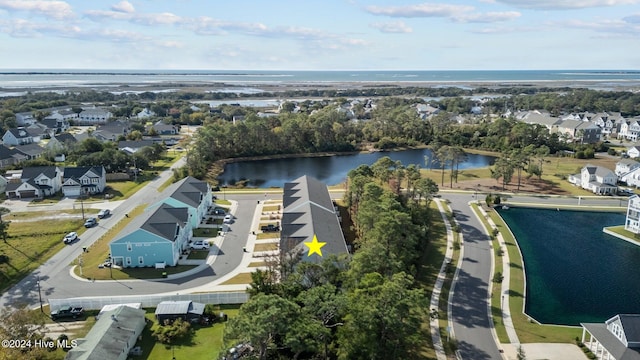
452, 177, 571, 196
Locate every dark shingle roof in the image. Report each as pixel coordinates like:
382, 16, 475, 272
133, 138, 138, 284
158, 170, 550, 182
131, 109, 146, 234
21, 166, 59, 180
7, 128, 31, 139
54, 133, 77, 144
281, 175, 347, 263
140, 204, 189, 241
160, 176, 209, 208
621, 315, 640, 344
0, 145, 19, 160
583, 319, 640, 360
13, 143, 44, 157
63, 166, 105, 180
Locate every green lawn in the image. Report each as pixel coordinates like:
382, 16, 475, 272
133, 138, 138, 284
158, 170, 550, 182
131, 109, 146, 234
262, 205, 280, 212
0, 218, 85, 293
253, 243, 277, 252
193, 228, 218, 237
220, 272, 253, 285
140, 305, 240, 360
256, 232, 279, 239
487, 210, 582, 343
187, 250, 210, 260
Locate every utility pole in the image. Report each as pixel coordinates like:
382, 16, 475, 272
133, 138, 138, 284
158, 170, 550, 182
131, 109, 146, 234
36, 275, 43, 313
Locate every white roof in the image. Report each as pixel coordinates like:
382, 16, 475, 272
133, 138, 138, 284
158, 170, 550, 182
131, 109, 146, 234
97, 303, 141, 319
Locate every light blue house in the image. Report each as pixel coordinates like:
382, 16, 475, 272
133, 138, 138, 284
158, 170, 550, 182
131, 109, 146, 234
110, 204, 192, 268
152, 176, 213, 228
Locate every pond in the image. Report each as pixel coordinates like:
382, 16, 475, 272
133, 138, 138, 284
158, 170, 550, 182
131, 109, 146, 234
217, 148, 495, 188
497, 207, 640, 325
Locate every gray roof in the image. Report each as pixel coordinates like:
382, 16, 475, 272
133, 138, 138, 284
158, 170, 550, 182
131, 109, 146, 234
582, 315, 640, 360
117, 140, 155, 150
6, 128, 31, 139
155, 301, 205, 316
65, 305, 146, 360
618, 159, 640, 167
63, 166, 105, 181
54, 132, 78, 144
281, 175, 348, 263
160, 176, 209, 208
13, 143, 45, 157
114, 203, 189, 242
21, 166, 59, 180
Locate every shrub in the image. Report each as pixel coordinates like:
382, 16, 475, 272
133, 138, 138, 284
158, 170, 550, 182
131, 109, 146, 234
493, 195, 501, 205
152, 318, 192, 344
493, 272, 504, 283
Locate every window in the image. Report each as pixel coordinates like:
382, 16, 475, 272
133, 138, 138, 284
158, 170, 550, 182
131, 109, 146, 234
611, 323, 623, 341
138, 256, 144, 265
127, 243, 132, 251
126, 257, 131, 265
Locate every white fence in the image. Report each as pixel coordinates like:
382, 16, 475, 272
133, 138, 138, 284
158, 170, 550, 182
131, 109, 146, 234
49, 291, 249, 311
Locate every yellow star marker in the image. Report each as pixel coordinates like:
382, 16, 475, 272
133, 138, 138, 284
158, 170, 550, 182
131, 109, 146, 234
305, 234, 326, 257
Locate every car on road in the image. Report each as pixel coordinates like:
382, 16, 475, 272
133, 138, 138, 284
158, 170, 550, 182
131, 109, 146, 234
84, 217, 98, 228
63, 232, 78, 244
97, 209, 111, 218
189, 240, 210, 250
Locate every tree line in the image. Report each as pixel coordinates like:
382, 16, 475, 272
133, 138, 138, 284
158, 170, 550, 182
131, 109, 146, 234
224, 158, 440, 359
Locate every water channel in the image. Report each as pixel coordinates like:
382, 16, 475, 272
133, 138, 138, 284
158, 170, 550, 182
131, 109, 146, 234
497, 207, 640, 325
217, 148, 495, 188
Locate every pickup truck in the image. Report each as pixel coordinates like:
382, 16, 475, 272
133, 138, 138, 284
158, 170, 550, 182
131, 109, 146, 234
51, 306, 84, 320
260, 224, 280, 232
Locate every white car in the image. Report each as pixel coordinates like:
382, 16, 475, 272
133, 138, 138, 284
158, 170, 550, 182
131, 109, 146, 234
189, 240, 210, 250
223, 214, 233, 224
63, 232, 78, 244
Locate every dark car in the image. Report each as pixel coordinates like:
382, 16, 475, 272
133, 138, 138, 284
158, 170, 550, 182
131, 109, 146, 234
84, 217, 98, 228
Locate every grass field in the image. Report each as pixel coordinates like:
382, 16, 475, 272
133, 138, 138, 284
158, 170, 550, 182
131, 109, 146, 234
220, 272, 253, 285
253, 243, 278, 252
0, 218, 85, 293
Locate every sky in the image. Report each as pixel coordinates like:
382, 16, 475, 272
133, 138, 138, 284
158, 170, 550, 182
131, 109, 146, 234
0, 0, 639, 70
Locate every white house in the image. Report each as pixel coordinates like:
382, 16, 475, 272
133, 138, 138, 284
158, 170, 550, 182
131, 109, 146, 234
616, 159, 640, 177
625, 195, 640, 234
628, 146, 640, 159
137, 108, 156, 118
62, 166, 106, 197
78, 108, 112, 125
5, 166, 63, 199
569, 165, 618, 195
582, 314, 640, 360
15, 112, 36, 126
619, 120, 640, 142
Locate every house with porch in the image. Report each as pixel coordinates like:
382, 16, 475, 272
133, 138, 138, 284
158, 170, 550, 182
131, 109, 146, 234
62, 166, 106, 197
153, 176, 213, 228
78, 108, 112, 125
280, 175, 348, 264
581, 314, 640, 360
619, 120, 640, 142
569, 165, 618, 195
2, 127, 34, 146
109, 204, 192, 268
5, 166, 63, 199
616, 159, 640, 177
65, 305, 146, 360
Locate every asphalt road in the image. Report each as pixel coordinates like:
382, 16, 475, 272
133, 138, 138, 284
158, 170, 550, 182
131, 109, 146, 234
445, 193, 503, 360
0, 155, 277, 309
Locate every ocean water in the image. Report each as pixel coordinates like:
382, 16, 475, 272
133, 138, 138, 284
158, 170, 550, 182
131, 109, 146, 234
1, 69, 640, 89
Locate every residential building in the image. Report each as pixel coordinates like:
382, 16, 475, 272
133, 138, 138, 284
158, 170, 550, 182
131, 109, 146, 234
5, 166, 63, 199
626, 195, 640, 234
78, 108, 112, 125
153, 176, 213, 228
576, 121, 602, 144
622, 169, 640, 188
62, 166, 106, 197
2, 127, 34, 146
92, 122, 129, 142
117, 140, 155, 154
581, 314, 640, 360
65, 305, 146, 360
46, 132, 80, 153
13, 143, 45, 160
146, 121, 179, 135
569, 165, 617, 195
619, 120, 640, 142
15, 112, 36, 126
616, 159, 640, 177
155, 301, 205, 323
0, 145, 25, 168
628, 146, 640, 159
136, 108, 155, 119
109, 204, 192, 268
41, 118, 71, 133
280, 175, 348, 264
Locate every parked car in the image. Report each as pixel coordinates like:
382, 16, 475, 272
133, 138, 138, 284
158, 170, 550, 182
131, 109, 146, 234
213, 208, 226, 215
97, 209, 111, 218
223, 214, 233, 223
189, 240, 210, 250
261, 224, 280, 232
84, 217, 98, 228
63, 232, 78, 244
51, 305, 84, 320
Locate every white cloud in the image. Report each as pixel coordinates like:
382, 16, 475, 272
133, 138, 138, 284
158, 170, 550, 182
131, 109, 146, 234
365, 3, 474, 18
0, 0, 74, 20
111, 0, 135, 14
133, 12, 184, 26
84, 9, 133, 21
452, 11, 521, 23
370, 21, 413, 33
561, 18, 640, 35
494, 0, 640, 10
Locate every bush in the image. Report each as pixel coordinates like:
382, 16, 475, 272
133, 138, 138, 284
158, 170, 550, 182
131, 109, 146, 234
493, 195, 501, 205
493, 272, 504, 283
607, 148, 617, 156
152, 318, 192, 344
